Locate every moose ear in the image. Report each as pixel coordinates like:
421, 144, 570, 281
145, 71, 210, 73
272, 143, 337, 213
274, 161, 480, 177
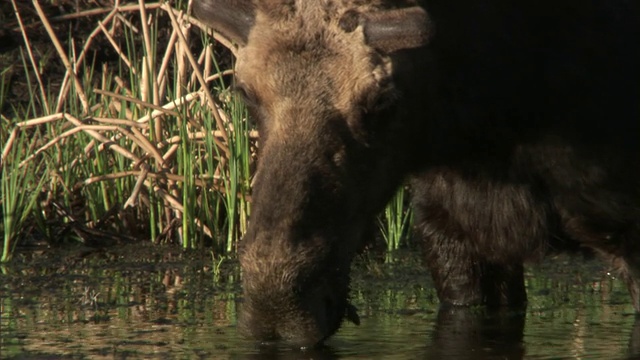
193, 0, 256, 46
362, 7, 434, 53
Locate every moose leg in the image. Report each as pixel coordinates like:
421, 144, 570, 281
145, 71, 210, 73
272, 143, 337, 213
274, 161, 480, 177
563, 219, 640, 312
413, 170, 534, 308
480, 262, 527, 308
423, 234, 485, 306
621, 261, 640, 313
558, 196, 640, 313
423, 232, 527, 308
428, 306, 526, 359
614, 229, 640, 312
599, 251, 640, 313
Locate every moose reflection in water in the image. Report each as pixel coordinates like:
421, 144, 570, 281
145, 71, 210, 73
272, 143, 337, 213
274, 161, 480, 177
193, 0, 639, 348
240, 308, 528, 360
3, 250, 640, 358
236, 302, 640, 359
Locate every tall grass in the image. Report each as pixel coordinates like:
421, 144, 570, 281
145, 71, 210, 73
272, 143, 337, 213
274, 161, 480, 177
1, 129, 47, 262
379, 186, 413, 261
0, 0, 412, 260
1, 1, 254, 256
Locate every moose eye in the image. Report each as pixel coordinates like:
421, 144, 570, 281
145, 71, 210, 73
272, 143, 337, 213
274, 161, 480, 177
232, 83, 264, 129
233, 83, 259, 107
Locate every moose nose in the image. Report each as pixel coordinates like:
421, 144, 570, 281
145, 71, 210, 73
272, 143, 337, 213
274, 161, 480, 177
238, 307, 328, 349
276, 307, 331, 349
279, 297, 361, 349
239, 298, 361, 350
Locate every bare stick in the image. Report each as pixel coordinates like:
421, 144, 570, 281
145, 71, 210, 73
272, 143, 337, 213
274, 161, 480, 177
93, 89, 180, 118
162, 143, 180, 162
97, 20, 137, 75
11, 0, 49, 112
129, 126, 166, 168
9, 3, 164, 31
162, 3, 230, 150
82, 170, 214, 188
1, 128, 19, 165
62, 113, 139, 162
139, 0, 162, 144
163, 130, 259, 146
164, 5, 237, 56
54, 7, 119, 112
157, 29, 179, 99
205, 69, 235, 83
18, 125, 121, 167
89, 117, 148, 129
124, 165, 149, 208
32, 0, 89, 114
149, 181, 214, 238
17, 113, 65, 127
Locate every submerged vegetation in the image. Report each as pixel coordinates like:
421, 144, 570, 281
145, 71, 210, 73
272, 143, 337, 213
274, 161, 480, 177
0, 0, 412, 261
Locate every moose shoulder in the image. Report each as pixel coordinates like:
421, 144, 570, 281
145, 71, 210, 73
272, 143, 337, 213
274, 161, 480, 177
194, 0, 640, 348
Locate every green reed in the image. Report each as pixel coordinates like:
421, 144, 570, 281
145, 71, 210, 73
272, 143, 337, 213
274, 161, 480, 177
0, 2, 255, 256
379, 186, 413, 258
0, 1, 413, 260
1, 129, 47, 262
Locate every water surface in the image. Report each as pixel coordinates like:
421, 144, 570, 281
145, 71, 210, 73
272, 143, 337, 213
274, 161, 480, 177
1, 245, 637, 359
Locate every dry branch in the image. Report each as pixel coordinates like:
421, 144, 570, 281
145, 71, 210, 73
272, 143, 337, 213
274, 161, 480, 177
32, 0, 90, 114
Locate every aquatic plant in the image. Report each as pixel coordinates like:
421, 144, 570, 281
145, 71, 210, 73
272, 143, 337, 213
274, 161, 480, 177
0, 0, 411, 260
1, 129, 47, 262
379, 186, 413, 259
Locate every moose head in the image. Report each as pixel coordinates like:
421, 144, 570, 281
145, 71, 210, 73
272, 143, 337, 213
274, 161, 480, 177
194, 0, 434, 348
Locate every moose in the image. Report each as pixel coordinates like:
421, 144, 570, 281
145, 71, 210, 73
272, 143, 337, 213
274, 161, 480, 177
194, 0, 640, 348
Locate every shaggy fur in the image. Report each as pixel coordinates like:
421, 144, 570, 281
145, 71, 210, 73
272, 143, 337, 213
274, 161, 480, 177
194, 0, 640, 347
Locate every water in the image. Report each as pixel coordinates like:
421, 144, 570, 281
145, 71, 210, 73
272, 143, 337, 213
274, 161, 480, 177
1, 245, 638, 359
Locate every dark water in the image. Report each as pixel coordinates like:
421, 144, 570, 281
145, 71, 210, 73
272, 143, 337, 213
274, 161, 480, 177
1, 245, 638, 359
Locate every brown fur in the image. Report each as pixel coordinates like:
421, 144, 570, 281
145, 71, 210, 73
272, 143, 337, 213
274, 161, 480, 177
194, 0, 640, 348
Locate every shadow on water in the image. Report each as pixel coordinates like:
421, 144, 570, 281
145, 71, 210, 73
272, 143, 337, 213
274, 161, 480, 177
231, 343, 340, 360
626, 316, 640, 359
2, 246, 640, 359
426, 307, 526, 359
428, 307, 640, 360
234, 308, 526, 360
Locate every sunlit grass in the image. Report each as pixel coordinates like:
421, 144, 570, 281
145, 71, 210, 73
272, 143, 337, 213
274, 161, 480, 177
1, 129, 47, 262
0, 0, 412, 260
0, 1, 254, 257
